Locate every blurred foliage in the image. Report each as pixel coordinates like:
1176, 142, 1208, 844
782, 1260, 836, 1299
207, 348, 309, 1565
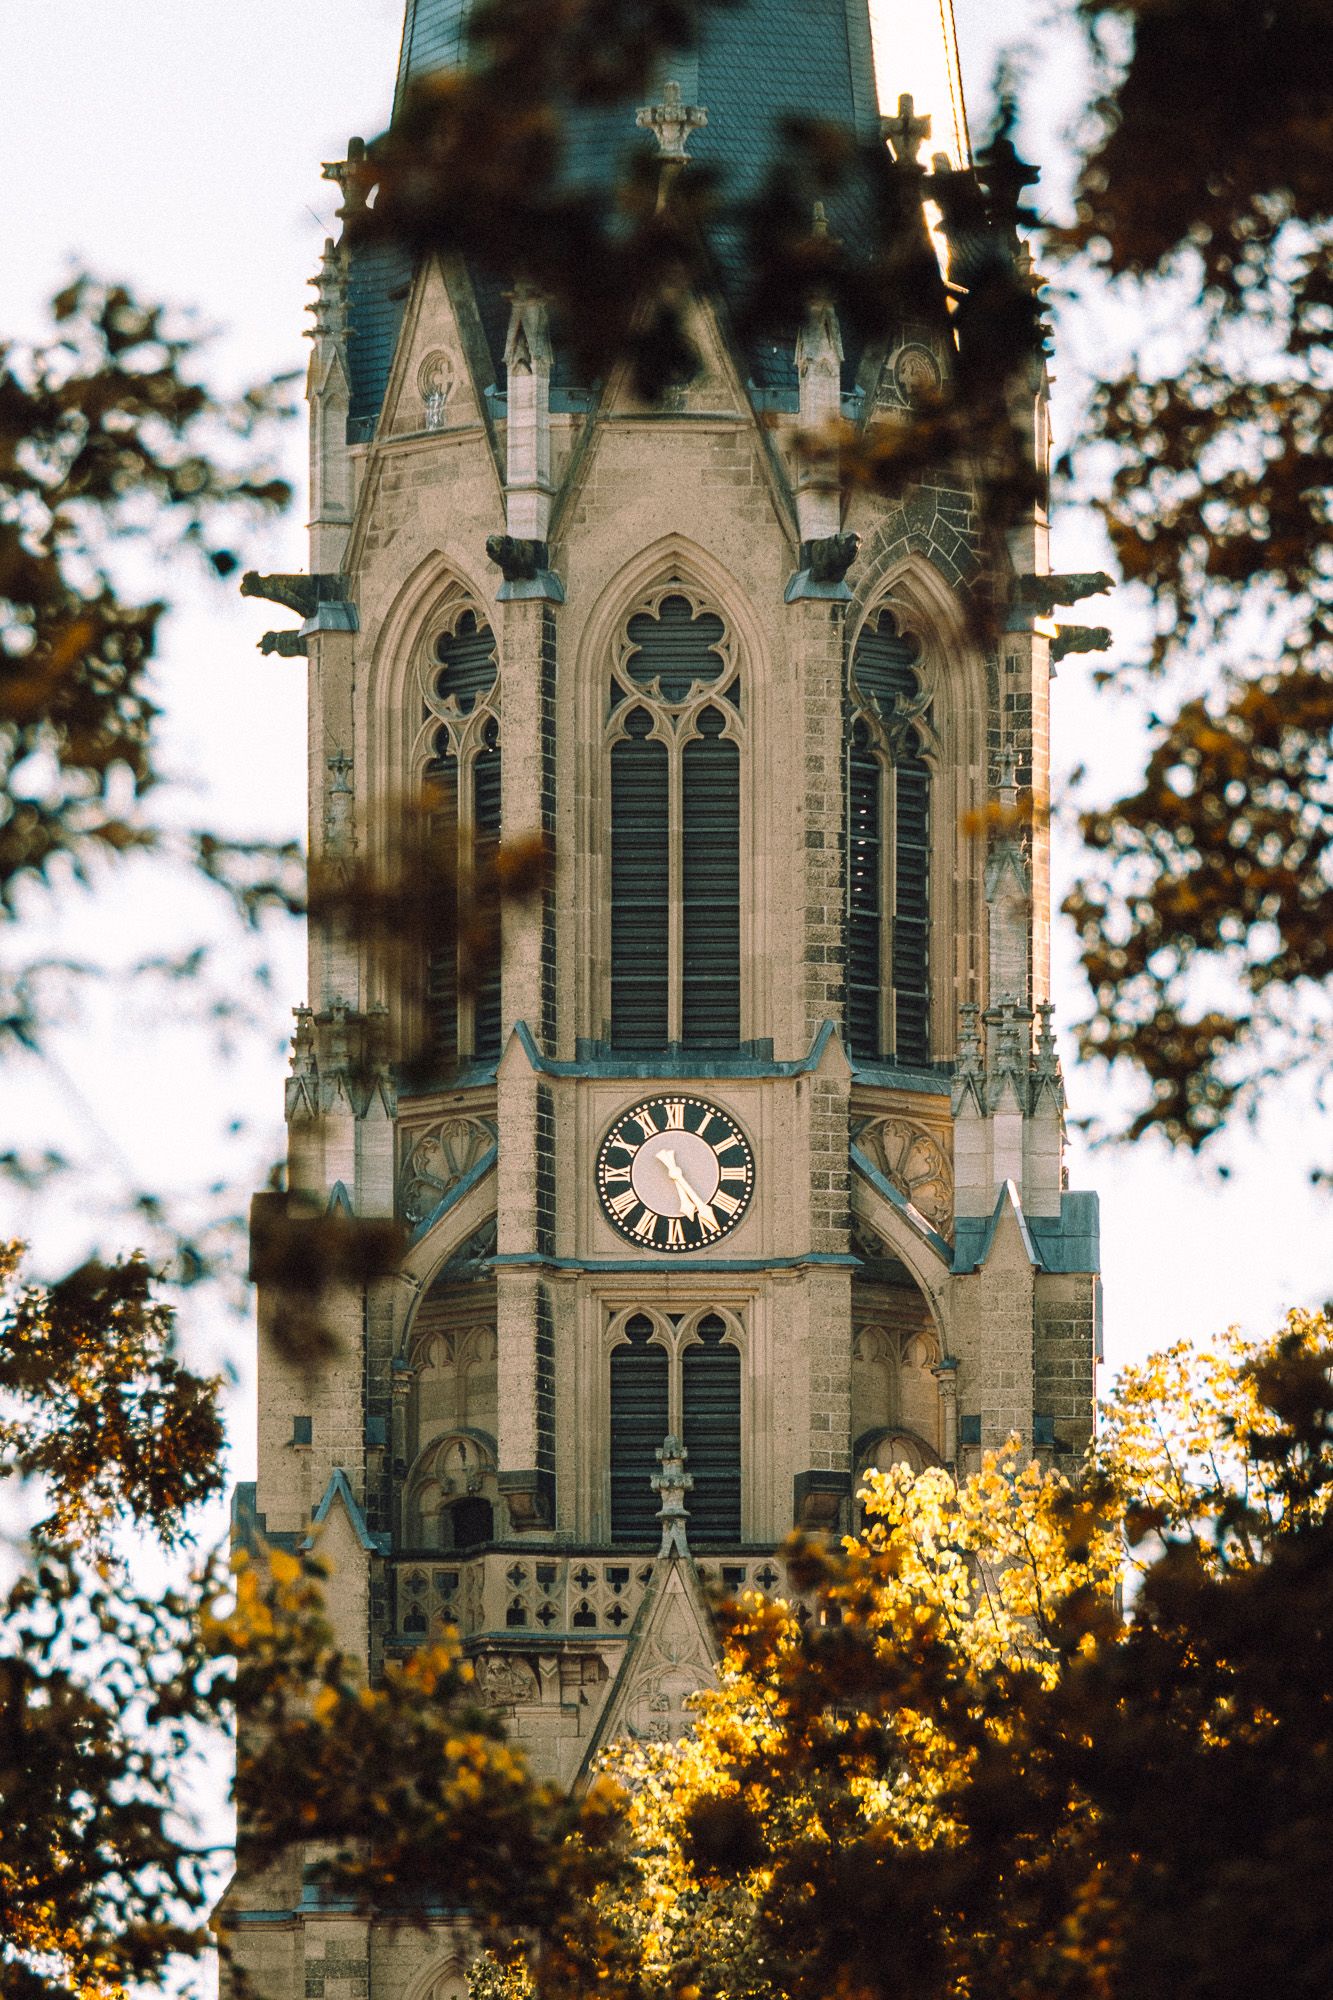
1056, 0, 1333, 1151
351, 4, 1047, 633
5, 1216, 1333, 2000
0, 1241, 229, 1999
0, 275, 293, 915
465, 1308, 1333, 2000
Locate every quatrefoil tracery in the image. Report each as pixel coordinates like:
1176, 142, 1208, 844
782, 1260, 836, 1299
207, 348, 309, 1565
607, 583, 740, 744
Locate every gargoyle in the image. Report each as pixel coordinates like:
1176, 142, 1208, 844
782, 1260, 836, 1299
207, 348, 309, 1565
259, 630, 308, 657
240, 571, 345, 616
485, 535, 549, 582
800, 531, 861, 584
1013, 571, 1113, 617
1050, 625, 1112, 664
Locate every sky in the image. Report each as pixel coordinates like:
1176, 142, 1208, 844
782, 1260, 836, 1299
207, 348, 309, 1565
3, 0, 1328, 1469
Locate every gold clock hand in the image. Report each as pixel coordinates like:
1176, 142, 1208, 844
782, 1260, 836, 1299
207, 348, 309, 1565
655, 1149, 720, 1231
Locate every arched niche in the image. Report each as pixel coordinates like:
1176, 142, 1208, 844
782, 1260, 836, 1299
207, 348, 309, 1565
404, 1429, 499, 1552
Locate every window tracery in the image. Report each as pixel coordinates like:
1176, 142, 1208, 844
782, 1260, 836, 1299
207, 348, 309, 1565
606, 586, 743, 1049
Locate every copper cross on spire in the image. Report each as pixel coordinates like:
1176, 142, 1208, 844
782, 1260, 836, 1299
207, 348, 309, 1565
881, 92, 931, 165
636, 80, 708, 163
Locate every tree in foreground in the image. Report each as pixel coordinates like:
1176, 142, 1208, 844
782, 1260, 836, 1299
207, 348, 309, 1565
516, 1307, 1333, 2000
3, 1234, 1331, 1998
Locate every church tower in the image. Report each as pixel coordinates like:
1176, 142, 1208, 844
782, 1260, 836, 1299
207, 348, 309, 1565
225, 3, 1100, 1990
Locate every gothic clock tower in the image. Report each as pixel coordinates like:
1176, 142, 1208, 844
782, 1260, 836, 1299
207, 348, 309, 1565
224, 4, 1101, 1992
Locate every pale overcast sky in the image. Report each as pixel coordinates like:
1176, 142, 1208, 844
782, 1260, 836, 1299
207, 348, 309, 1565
3, 0, 1327, 1456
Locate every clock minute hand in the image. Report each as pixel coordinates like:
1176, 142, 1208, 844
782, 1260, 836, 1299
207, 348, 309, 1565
655, 1148, 720, 1231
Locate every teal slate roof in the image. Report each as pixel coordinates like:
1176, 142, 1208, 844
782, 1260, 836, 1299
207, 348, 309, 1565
347, 0, 882, 430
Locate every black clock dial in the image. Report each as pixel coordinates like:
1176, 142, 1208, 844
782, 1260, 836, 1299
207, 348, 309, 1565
596, 1095, 755, 1252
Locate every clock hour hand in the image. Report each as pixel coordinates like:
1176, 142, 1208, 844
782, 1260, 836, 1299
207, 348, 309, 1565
655, 1148, 720, 1232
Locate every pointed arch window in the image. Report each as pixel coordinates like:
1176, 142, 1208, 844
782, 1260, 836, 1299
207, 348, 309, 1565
421, 607, 502, 1071
610, 1315, 669, 1544
847, 609, 931, 1066
609, 1309, 743, 1547
608, 590, 742, 1050
681, 1314, 741, 1545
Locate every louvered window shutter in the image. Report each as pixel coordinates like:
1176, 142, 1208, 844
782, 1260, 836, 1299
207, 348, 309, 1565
424, 750, 459, 1073
893, 756, 930, 1065
472, 721, 502, 1059
849, 613, 931, 1064
682, 708, 741, 1047
611, 710, 669, 1049
425, 612, 500, 1074
610, 1316, 669, 1544
847, 719, 882, 1059
682, 1316, 741, 1546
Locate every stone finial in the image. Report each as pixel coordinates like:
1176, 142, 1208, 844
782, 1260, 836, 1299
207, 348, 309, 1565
308, 238, 349, 344
1034, 1002, 1059, 1077
987, 997, 1030, 1113
651, 1434, 694, 1558
881, 93, 931, 165
291, 1006, 317, 1077
636, 80, 708, 163
956, 1000, 984, 1079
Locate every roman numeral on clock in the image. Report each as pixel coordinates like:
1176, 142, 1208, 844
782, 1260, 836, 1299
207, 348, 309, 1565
607, 1189, 637, 1222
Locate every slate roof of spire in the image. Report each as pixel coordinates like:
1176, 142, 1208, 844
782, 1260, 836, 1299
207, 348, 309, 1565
346, 0, 883, 434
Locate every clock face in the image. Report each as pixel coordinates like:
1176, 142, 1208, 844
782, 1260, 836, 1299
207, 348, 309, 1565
596, 1096, 755, 1253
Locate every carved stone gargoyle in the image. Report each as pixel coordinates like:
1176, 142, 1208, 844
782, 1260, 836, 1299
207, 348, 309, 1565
240, 571, 346, 615
241, 572, 349, 657
485, 535, 549, 583
1050, 625, 1113, 663
1012, 571, 1113, 617
259, 629, 308, 657
800, 531, 861, 584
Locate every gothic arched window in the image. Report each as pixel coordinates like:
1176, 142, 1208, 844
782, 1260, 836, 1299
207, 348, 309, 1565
422, 606, 501, 1072
610, 1314, 669, 1543
608, 1309, 743, 1547
681, 1314, 741, 1546
607, 591, 742, 1050
847, 609, 930, 1066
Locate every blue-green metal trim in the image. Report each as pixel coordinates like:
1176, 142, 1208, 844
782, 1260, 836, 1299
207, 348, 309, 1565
304, 1469, 391, 1555
497, 571, 565, 602
849, 1058, 952, 1094
785, 570, 854, 603
492, 1251, 858, 1273
850, 1145, 954, 1264
512, 1017, 839, 1079
410, 1144, 498, 1243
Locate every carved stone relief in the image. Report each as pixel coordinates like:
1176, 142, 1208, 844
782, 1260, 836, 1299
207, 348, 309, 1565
400, 1115, 498, 1225
417, 349, 454, 430
472, 1651, 538, 1709
854, 1116, 953, 1234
